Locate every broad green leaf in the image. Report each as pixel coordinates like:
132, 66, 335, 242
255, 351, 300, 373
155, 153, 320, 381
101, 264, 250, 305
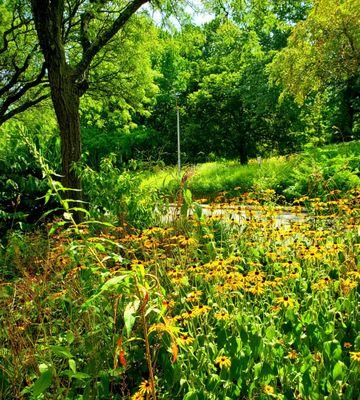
66, 331, 75, 345
72, 372, 91, 380
31, 370, 52, 397
184, 189, 192, 205
332, 361, 346, 381
50, 345, 73, 359
100, 275, 127, 293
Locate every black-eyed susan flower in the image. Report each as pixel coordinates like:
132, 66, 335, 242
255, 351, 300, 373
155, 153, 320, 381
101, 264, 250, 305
162, 299, 175, 309
193, 304, 211, 316
139, 380, 152, 395
181, 310, 196, 320
214, 311, 230, 321
350, 351, 360, 362
131, 391, 144, 400
341, 278, 357, 294
179, 333, 195, 345
287, 349, 298, 360
185, 290, 202, 302
276, 296, 294, 308
263, 385, 275, 395
215, 355, 231, 369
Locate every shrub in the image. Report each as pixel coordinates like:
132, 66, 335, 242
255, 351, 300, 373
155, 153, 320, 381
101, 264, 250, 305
78, 154, 162, 228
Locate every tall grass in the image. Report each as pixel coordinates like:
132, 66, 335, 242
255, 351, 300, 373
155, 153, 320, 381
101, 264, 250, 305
140, 141, 360, 200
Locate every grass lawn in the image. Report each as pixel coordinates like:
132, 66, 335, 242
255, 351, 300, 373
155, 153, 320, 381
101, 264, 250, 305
140, 141, 360, 200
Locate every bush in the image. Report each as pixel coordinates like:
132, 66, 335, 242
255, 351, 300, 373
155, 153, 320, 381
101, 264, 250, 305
78, 154, 163, 228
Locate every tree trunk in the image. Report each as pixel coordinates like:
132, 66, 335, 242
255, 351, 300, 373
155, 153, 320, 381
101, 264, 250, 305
45, 52, 83, 222
31, 0, 83, 221
50, 71, 82, 202
239, 141, 248, 164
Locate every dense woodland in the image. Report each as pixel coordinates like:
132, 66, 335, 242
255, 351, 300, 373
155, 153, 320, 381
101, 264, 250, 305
0, 1, 359, 399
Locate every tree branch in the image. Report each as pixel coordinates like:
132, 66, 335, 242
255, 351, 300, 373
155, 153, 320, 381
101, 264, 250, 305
0, 63, 47, 117
0, 93, 50, 125
75, 0, 149, 78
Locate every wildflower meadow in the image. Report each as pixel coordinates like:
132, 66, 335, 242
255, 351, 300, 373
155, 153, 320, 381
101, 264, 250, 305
1, 189, 359, 399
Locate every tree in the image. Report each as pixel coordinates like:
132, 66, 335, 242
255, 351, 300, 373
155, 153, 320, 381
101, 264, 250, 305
26, 0, 153, 215
149, 8, 308, 163
0, 1, 49, 125
269, 0, 360, 139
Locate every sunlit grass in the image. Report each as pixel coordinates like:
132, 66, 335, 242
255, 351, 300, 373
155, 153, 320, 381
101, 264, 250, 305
140, 141, 360, 199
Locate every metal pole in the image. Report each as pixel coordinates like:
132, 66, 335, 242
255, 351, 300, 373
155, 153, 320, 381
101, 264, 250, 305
176, 98, 181, 176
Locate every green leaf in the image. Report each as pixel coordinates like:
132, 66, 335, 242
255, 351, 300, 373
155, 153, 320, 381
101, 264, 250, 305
332, 361, 346, 381
44, 189, 52, 204
183, 391, 198, 400
50, 345, 73, 359
48, 220, 67, 236
124, 299, 140, 337
69, 359, 76, 373
183, 188, 192, 205
31, 370, 52, 398
265, 326, 276, 340
100, 275, 128, 294
72, 372, 90, 380
66, 331, 75, 345
82, 275, 128, 309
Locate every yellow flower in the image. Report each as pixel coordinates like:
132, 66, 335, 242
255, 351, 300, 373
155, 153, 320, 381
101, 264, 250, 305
178, 237, 198, 247
185, 290, 203, 302
341, 278, 357, 294
350, 351, 360, 362
182, 310, 196, 320
179, 332, 195, 345
347, 270, 360, 279
287, 350, 298, 360
203, 234, 214, 239
139, 380, 152, 395
193, 304, 211, 316
215, 355, 231, 369
162, 299, 175, 309
312, 277, 331, 291
276, 296, 294, 308
263, 385, 275, 395
131, 391, 144, 400
214, 311, 230, 321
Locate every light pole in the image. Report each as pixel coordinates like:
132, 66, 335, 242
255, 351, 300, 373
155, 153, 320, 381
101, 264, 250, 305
176, 95, 181, 176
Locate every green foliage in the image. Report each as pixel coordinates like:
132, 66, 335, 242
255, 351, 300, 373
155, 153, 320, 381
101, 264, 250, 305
78, 154, 162, 228
269, 0, 360, 103
80, 16, 160, 135
140, 141, 360, 200
0, 117, 59, 234
269, 0, 360, 141
284, 143, 360, 198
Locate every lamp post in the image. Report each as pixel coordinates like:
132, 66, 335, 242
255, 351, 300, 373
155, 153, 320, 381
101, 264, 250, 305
176, 95, 181, 176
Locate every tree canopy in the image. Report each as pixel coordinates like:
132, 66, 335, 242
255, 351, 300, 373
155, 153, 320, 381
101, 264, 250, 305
0, 0, 359, 199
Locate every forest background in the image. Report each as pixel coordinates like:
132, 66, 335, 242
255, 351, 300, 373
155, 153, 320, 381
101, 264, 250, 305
0, 0, 359, 228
